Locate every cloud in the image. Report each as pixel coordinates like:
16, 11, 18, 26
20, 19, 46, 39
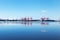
41, 10, 48, 13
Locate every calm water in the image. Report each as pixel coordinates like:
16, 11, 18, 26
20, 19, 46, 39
0, 22, 60, 40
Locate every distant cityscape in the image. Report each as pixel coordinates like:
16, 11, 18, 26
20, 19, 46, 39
0, 17, 60, 22
0, 17, 60, 25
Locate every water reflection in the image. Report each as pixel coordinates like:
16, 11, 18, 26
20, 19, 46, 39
0, 21, 60, 26
0, 21, 60, 40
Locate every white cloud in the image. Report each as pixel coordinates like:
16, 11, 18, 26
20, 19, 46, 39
41, 10, 48, 13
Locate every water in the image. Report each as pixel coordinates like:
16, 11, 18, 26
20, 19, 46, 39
0, 22, 60, 40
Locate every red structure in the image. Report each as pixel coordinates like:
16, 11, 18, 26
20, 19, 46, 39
41, 17, 49, 20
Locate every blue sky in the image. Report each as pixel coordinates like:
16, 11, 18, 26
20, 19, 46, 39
0, 0, 60, 19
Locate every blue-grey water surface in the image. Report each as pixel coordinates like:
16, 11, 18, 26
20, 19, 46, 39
0, 22, 60, 40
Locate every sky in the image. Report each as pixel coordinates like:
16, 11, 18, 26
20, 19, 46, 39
0, 0, 60, 19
